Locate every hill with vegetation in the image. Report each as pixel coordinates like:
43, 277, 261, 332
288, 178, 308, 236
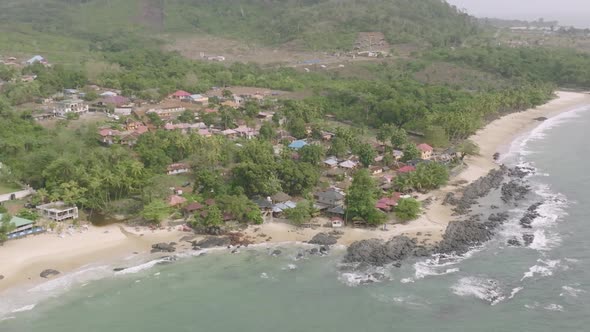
0, 0, 478, 56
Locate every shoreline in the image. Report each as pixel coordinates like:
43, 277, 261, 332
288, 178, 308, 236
1, 90, 589, 295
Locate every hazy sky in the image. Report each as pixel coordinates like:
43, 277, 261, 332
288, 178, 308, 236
447, 0, 590, 27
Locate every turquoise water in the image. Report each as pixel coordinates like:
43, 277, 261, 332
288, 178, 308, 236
2, 105, 590, 332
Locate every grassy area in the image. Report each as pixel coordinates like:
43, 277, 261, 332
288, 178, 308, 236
0, 182, 22, 195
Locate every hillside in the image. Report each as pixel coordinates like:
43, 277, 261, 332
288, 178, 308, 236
0, 0, 478, 60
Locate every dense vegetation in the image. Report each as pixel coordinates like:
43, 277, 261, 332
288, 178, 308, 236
0, 0, 478, 52
431, 46, 590, 88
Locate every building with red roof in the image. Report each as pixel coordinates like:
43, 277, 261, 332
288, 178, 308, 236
397, 165, 416, 174
417, 143, 433, 160
169, 90, 192, 99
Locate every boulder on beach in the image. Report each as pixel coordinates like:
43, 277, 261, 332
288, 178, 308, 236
308, 233, 338, 246
40, 269, 60, 278
344, 236, 416, 266
151, 242, 176, 253
113, 267, 127, 272
0, 275, 4, 280
194, 236, 231, 248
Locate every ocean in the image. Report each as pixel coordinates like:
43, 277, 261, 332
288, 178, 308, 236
2, 105, 590, 332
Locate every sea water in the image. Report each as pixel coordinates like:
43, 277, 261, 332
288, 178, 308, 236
2, 105, 590, 332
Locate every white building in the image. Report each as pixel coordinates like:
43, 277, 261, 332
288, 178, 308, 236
37, 201, 79, 221
54, 99, 88, 116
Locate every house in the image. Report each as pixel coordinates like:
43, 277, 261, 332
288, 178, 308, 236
370, 166, 383, 175
169, 90, 192, 100
288, 140, 308, 150
100, 91, 118, 97
100, 95, 130, 107
37, 202, 79, 221
167, 195, 187, 207
234, 125, 258, 139
331, 217, 344, 228
271, 192, 291, 204
167, 163, 191, 175
417, 143, 433, 160
315, 189, 345, 207
272, 201, 297, 215
324, 157, 339, 168
397, 165, 416, 174
327, 205, 345, 216
393, 150, 404, 160
147, 107, 186, 120
0, 214, 34, 234
375, 193, 401, 212
190, 94, 209, 105
339, 160, 358, 169
183, 202, 204, 216
221, 128, 238, 138
54, 99, 88, 116
99, 128, 120, 145
257, 112, 275, 120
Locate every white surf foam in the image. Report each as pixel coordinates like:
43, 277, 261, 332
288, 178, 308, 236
560, 285, 585, 297
11, 304, 36, 313
521, 259, 560, 281
509, 287, 523, 299
544, 304, 564, 312
451, 277, 505, 305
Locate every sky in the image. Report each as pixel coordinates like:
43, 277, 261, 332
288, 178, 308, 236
446, 0, 590, 27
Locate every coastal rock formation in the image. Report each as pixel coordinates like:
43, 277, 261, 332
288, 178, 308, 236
194, 236, 231, 248
520, 202, 542, 228
271, 249, 282, 256
534, 116, 548, 122
501, 180, 531, 202
40, 269, 60, 278
445, 167, 507, 215
507, 238, 521, 246
522, 233, 535, 246
488, 212, 509, 223
308, 233, 338, 246
343, 236, 416, 266
151, 242, 176, 253
508, 166, 535, 179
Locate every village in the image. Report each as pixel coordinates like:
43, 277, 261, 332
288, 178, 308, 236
0, 52, 466, 244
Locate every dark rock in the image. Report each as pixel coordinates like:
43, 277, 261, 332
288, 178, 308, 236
447, 167, 507, 215
113, 267, 127, 272
437, 215, 497, 255
194, 236, 231, 248
344, 236, 416, 266
271, 249, 282, 256
40, 269, 60, 278
308, 233, 338, 246
520, 202, 542, 228
490, 205, 499, 209
320, 245, 329, 254
169, 242, 177, 246
231, 249, 240, 254
493, 152, 500, 161
509, 166, 535, 179
309, 248, 319, 255
296, 252, 304, 260
522, 233, 535, 246
488, 212, 509, 224
151, 242, 176, 253
534, 117, 548, 122
507, 238, 521, 247
501, 180, 530, 202
0, 275, 4, 280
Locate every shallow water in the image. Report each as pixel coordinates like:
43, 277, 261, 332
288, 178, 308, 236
2, 105, 590, 332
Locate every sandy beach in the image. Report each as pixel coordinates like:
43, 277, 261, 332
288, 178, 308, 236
1, 90, 588, 293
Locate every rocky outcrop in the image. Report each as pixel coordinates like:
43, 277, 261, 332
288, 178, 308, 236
40, 269, 60, 278
271, 249, 282, 256
501, 181, 531, 202
522, 233, 535, 246
308, 233, 338, 246
151, 242, 176, 253
519, 202, 542, 228
444, 167, 507, 215
343, 236, 417, 266
193, 236, 231, 249
507, 238, 521, 246
508, 166, 535, 179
